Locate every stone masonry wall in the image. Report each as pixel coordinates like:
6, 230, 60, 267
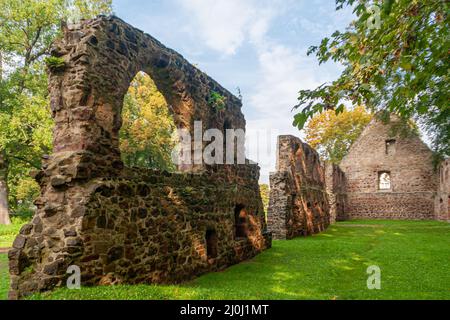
435, 159, 450, 221
9, 165, 270, 298
8, 16, 271, 299
267, 136, 330, 240
339, 116, 438, 220
47, 15, 246, 178
325, 163, 347, 223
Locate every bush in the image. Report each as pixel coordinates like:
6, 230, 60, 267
208, 91, 227, 111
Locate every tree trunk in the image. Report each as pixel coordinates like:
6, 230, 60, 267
0, 52, 11, 225
0, 152, 11, 225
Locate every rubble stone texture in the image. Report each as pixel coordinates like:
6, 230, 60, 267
340, 116, 440, 220
8, 16, 271, 299
435, 159, 450, 221
267, 136, 330, 240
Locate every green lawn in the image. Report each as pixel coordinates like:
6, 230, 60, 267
1, 220, 449, 300
0, 217, 28, 248
0, 254, 8, 300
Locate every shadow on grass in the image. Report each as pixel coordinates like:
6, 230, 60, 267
7, 220, 450, 300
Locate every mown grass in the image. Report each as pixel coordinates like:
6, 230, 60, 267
0, 220, 449, 300
0, 217, 29, 248
0, 254, 8, 300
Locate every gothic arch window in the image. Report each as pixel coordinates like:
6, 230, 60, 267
378, 172, 391, 190
119, 71, 177, 171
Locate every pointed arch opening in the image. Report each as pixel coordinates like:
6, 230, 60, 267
119, 71, 177, 171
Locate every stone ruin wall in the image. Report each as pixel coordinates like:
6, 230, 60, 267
435, 159, 450, 221
267, 118, 446, 240
8, 16, 270, 299
267, 136, 330, 240
325, 163, 347, 223
339, 117, 438, 220
11, 164, 269, 297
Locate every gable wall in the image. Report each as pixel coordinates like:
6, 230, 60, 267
339, 116, 438, 219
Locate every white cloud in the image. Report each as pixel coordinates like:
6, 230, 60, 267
249, 44, 321, 117
178, 0, 280, 55
246, 44, 327, 183
296, 3, 354, 36
176, 0, 349, 183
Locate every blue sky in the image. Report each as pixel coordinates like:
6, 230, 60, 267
113, 0, 354, 183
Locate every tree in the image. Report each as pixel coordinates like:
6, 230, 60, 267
259, 184, 270, 218
293, 0, 449, 159
0, 152, 10, 224
120, 72, 177, 171
0, 0, 112, 224
0, 49, 10, 225
305, 106, 373, 163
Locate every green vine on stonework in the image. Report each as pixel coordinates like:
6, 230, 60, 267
44, 56, 66, 72
208, 91, 227, 112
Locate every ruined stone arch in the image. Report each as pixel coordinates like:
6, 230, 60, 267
49, 16, 246, 176
9, 16, 271, 300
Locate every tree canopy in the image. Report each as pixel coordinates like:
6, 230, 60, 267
0, 0, 112, 222
305, 106, 373, 163
119, 72, 177, 171
293, 0, 449, 159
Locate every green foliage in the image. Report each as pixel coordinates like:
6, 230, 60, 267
305, 106, 373, 163
44, 56, 66, 71
0, 216, 29, 248
119, 72, 177, 171
8, 221, 448, 300
259, 184, 269, 216
294, 0, 450, 158
13, 177, 40, 215
208, 91, 227, 111
68, 0, 113, 22
0, 0, 113, 219
0, 255, 8, 299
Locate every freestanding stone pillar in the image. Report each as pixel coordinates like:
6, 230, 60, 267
267, 136, 330, 240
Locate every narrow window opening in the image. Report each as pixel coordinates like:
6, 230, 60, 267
386, 139, 396, 155
205, 229, 218, 259
378, 172, 391, 190
234, 204, 248, 238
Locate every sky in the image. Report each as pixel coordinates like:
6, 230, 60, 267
113, 0, 354, 183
